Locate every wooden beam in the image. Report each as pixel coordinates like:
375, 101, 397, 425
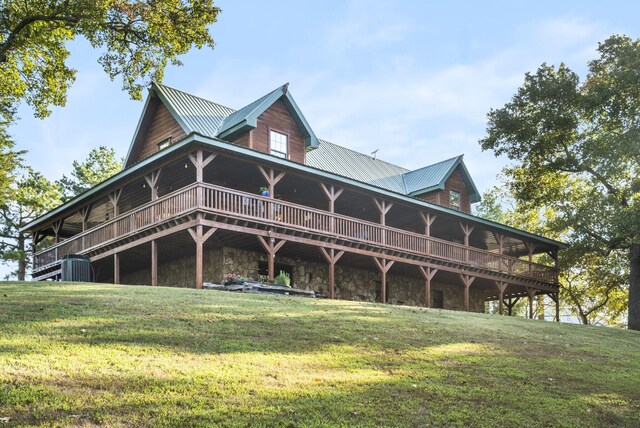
113, 253, 120, 285
549, 292, 560, 322
189, 150, 217, 182
373, 257, 394, 304
526, 287, 537, 319
495, 281, 508, 315
319, 247, 344, 299
319, 183, 344, 212
151, 240, 158, 286
257, 166, 286, 197
257, 236, 286, 281
418, 212, 436, 237
108, 188, 122, 216
188, 224, 218, 289
51, 219, 64, 244
418, 266, 437, 308
458, 274, 475, 312
144, 169, 162, 201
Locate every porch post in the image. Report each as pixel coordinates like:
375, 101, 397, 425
320, 247, 345, 299
526, 287, 537, 319
549, 292, 561, 322
495, 281, 508, 315
459, 223, 474, 262
108, 189, 122, 239
151, 240, 158, 286
525, 242, 536, 275
114, 253, 120, 285
419, 212, 436, 255
257, 236, 286, 282
189, 150, 216, 208
373, 199, 393, 246
319, 184, 344, 233
459, 274, 475, 312
188, 223, 217, 289
373, 257, 394, 304
79, 205, 92, 250
257, 166, 286, 198
52, 220, 64, 261
418, 266, 438, 308
145, 169, 162, 222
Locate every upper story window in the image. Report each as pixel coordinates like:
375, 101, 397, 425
157, 135, 172, 150
270, 130, 288, 159
450, 190, 461, 211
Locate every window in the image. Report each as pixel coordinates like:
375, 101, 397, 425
270, 130, 288, 158
157, 135, 172, 150
450, 190, 461, 210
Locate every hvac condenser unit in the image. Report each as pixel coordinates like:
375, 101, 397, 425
60, 254, 91, 282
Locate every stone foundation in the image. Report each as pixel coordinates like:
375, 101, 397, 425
120, 245, 485, 313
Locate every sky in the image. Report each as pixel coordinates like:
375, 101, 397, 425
9, 0, 640, 196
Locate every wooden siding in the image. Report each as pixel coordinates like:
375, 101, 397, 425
416, 166, 472, 213
251, 99, 306, 163
230, 131, 252, 149
131, 102, 186, 165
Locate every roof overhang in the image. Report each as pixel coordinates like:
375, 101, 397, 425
22, 133, 564, 250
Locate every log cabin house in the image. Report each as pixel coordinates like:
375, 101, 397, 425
23, 82, 564, 317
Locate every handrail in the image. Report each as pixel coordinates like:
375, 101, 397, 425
35, 183, 558, 284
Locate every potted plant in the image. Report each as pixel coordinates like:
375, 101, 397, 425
274, 270, 291, 288
259, 186, 269, 197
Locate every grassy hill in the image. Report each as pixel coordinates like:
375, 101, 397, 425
1, 282, 639, 427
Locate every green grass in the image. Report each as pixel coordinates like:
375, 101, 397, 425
1, 282, 639, 427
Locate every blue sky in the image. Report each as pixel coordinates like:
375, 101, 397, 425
9, 0, 640, 196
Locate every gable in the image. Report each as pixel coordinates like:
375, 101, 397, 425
415, 165, 473, 213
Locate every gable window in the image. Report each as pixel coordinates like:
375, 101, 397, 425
270, 130, 288, 158
450, 190, 461, 210
157, 135, 172, 150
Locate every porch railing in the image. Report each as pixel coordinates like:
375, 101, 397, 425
35, 183, 558, 284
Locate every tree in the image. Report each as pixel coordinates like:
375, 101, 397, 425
58, 145, 123, 200
0, 0, 220, 125
0, 168, 62, 280
476, 184, 628, 325
480, 35, 640, 329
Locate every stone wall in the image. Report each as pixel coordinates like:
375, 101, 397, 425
120, 245, 485, 313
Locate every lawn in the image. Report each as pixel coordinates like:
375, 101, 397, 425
1, 282, 639, 427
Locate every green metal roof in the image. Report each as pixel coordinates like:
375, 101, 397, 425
306, 141, 480, 202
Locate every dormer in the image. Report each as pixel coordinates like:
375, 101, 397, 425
403, 156, 480, 213
216, 83, 319, 163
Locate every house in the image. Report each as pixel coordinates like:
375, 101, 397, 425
23, 82, 564, 317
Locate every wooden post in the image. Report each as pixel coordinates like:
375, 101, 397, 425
319, 183, 344, 233
419, 212, 436, 255
188, 224, 217, 289
108, 189, 122, 239
504, 296, 520, 316
526, 287, 537, 319
418, 266, 438, 308
459, 223, 474, 262
189, 150, 216, 208
319, 247, 345, 299
373, 199, 393, 245
258, 165, 286, 198
549, 292, 561, 322
257, 236, 286, 281
52, 220, 64, 261
495, 281, 508, 315
525, 242, 536, 275
145, 169, 162, 223
459, 273, 475, 312
79, 205, 92, 250
114, 253, 120, 284
151, 240, 158, 286
372, 257, 394, 304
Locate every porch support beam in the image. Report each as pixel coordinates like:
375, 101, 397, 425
495, 281, 508, 315
108, 188, 122, 217
188, 150, 217, 182
373, 257, 394, 304
144, 168, 162, 201
526, 287, 537, 319
188, 223, 218, 289
257, 166, 286, 198
373, 199, 393, 245
151, 240, 158, 286
504, 297, 520, 316
114, 253, 120, 284
319, 247, 344, 299
320, 183, 344, 233
549, 291, 560, 322
257, 236, 286, 282
418, 266, 438, 308
51, 219, 64, 244
459, 273, 475, 312
459, 223, 474, 262
79, 205, 92, 250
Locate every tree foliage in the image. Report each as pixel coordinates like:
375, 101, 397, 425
0, 0, 220, 124
0, 168, 62, 279
480, 35, 640, 329
476, 184, 628, 326
58, 145, 123, 200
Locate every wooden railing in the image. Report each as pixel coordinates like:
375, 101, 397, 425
35, 183, 558, 285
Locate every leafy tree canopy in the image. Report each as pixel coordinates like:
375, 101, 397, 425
0, 167, 61, 279
58, 145, 123, 200
0, 0, 220, 124
480, 35, 640, 329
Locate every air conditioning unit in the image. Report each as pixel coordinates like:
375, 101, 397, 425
61, 254, 92, 282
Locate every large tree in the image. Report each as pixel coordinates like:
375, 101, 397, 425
58, 145, 123, 200
480, 35, 640, 330
0, 0, 220, 125
0, 168, 61, 280
476, 184, 628, 326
